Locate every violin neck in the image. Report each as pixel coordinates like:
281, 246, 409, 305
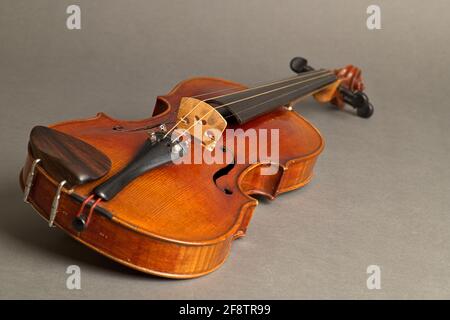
209, 70, 337, 124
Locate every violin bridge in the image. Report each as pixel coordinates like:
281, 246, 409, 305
176, 97, 227, 151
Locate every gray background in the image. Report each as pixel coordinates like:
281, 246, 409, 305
1, 0, 449, 299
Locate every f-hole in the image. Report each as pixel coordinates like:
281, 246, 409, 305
213, 146, 235, 195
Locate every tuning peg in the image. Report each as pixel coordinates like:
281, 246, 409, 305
357, 102, 374, 118
339, 89, 374, 118
290, 56, 374, 118
290, 57, 314, 74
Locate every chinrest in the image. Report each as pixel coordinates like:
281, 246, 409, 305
29, 126, 111, 186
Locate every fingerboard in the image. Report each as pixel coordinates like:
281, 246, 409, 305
208, 71, 337, 124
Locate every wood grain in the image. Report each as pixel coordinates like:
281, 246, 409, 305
20, 76, 325, 278
29, 125, 111, 186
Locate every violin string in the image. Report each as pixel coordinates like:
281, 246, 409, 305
222, 77, 330, 121
188, 69, 322, 99
201, 70, 329, 101
165, 70, 331, 139
210, 72, 333, 110
163, 70, 330, 139
170, 72, 334, 143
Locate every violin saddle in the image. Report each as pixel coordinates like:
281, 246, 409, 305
29, 126, 111, 186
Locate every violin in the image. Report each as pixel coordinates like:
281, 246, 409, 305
20, 57, 373, 278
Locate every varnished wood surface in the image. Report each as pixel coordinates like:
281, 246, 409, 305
29, 125, 111, 186
20, 77, 324, 278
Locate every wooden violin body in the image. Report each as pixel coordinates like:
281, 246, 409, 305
20, 58, 373, 278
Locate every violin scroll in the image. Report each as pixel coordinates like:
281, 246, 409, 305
290, 57, 374, 118
334, 65, 365, 93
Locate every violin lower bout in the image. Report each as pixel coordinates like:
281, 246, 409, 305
20, 77, 325, 278
20, 142, 321, 278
